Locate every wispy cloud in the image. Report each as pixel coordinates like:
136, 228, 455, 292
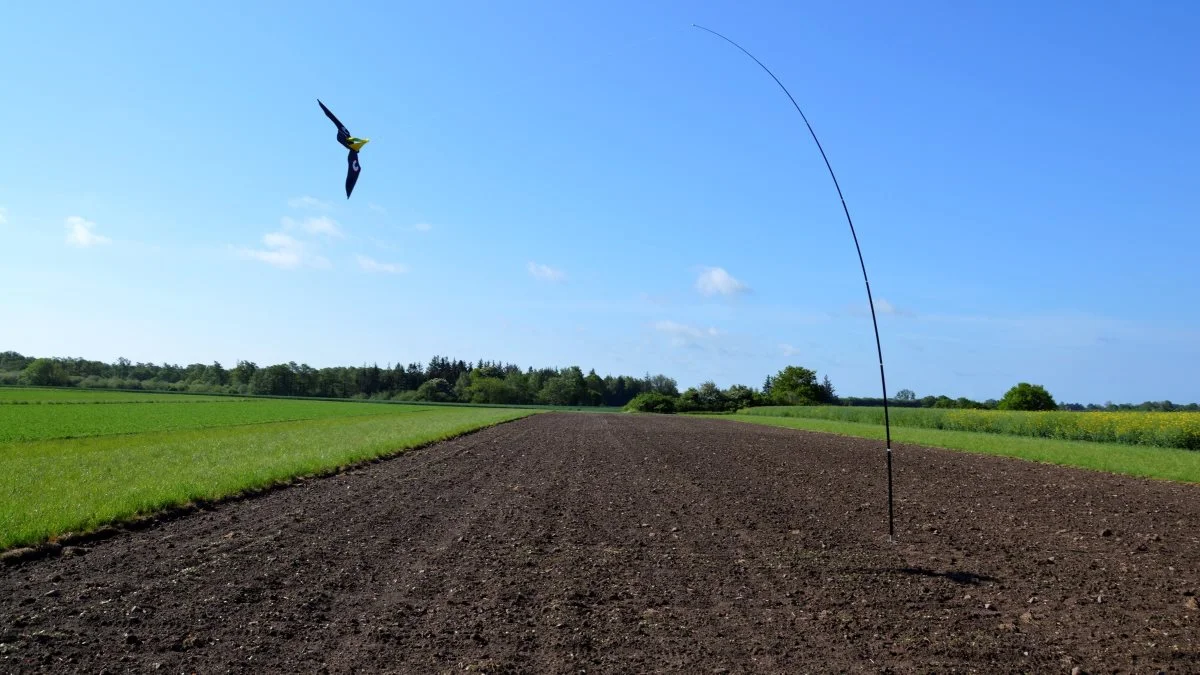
282, 215, 343, 238
368, 203, 387, 214
0, 206, 7, 226
528, 261, 566, 283
655, 320, 718, 339
235, 232, 330, 270
696, 266, 749, 297
876, 298, 915, 316
356, 254, 408, 274
64, 216, 111, 248
287, 196, 330, 211
638, 291, 673, 307
654, 319, 722, 348
367, 236, 402, 252
848, 297, 913, 317
413, 222, 433, 232
780, 343, 801, 357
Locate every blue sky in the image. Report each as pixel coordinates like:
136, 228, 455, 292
2, 1, 1197, 404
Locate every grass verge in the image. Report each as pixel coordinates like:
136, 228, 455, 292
1, 407, 535, 551
718, 414, 1200, 485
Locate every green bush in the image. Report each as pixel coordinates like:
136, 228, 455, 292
20, 359, 70, 387
625, 391, 677, 414
999, 382, 1057, 411
414, 378, 453, 402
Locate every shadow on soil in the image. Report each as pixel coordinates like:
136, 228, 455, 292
859, 566, 1000, 585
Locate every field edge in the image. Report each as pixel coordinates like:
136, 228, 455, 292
0, 411, 540, 563
704, 413, 1200, 486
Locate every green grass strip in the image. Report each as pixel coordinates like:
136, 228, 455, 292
0, 407, 535, 550
0, 399, 431, 442
0, 388, 228, 403
719, 414, 1200, 485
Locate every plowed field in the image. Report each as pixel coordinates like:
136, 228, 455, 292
2, 414, 1197, 672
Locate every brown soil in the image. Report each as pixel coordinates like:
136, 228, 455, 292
2, 413, 1198, 673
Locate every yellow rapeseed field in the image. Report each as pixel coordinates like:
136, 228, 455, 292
742, 406, 1200, 450
940, 409, 1200, 448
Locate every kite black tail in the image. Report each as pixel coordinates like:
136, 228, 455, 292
345, 150, 361, 198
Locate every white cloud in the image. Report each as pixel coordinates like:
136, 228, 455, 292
368, 203, 387, 214
696, 266, 749, 297
236, 232, 329, 270
64, 216, 111, 248
287, 196, 330, 210
282, 215, 343, 238
413, 222, 433, 232
877, 299, 897, 314
356, 254, 408, 274
527, 261, 566, 283
780, 343, 801, 357
0, 207, 7, 225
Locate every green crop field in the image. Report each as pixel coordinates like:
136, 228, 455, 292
0, 387, 226, 403
0, 397, 431, 442
0, 388, 536, 550
739, 405, 1200, 450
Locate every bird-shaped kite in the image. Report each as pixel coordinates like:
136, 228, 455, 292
317, 99, 370, 198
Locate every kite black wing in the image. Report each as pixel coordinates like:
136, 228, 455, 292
319, 99, 354, 150
345, 150, 361, 199
318, 99, 351, 137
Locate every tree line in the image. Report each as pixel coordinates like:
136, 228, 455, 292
632, 372, 1200, 414
0, 351, 680, 407
2, 350, 1194, 412
838, 385, 1199, 413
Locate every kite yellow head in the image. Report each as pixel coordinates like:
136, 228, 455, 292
347, 137, 370, 152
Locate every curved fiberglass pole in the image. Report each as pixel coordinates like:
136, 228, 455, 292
693, 23, 895, 540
